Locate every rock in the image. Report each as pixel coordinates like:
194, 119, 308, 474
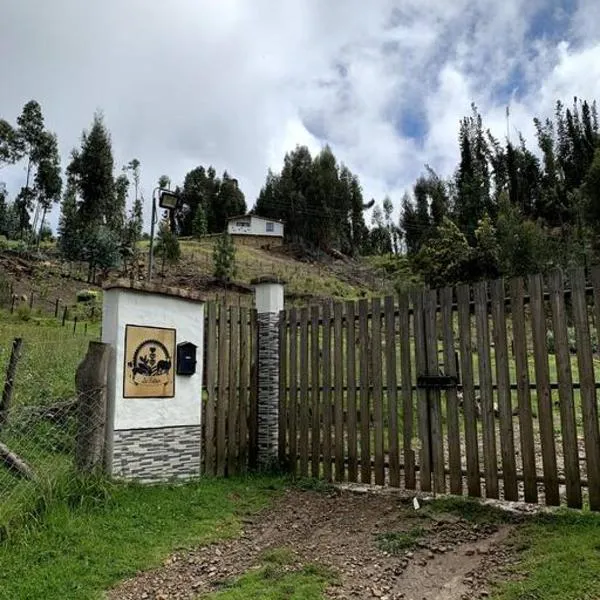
372, 588, 383, 597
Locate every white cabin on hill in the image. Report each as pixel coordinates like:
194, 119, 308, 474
226, 214, 284, 248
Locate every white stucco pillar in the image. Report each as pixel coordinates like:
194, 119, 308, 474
102, 280, 205, 482
252, 276, 285, 471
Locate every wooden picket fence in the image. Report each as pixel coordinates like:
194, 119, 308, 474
202, 303, 259, 476
278, 267, 600, 510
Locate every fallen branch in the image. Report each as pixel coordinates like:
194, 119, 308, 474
0, 441, 37, 481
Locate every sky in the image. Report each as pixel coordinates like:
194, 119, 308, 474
2, 0, 600, 232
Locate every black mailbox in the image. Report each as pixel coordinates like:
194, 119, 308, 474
176, 341, 197, 376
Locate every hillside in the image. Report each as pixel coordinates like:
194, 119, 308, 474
0, 238, 398, 317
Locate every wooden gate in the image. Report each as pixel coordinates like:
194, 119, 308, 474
202, 303, 259, 476
278, 267, 600, 510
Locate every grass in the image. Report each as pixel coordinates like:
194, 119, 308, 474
0, 475, 286, 600
202, 546, 335, 600
492, 510, 600, 600
375, 526, 426, 554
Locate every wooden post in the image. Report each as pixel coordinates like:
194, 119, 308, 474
0, 338, 23, 428
75, 341, 111, 472
10, 295, 15, 313
62, 306, 68, 326
73, 316, 78, 335
29, 292, 34, 310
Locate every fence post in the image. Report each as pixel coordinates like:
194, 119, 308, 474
54, 298, 60, 318
62, 306, 68, 326
252, 276, 285, 471
0, 337, 23, 428
75, 341, 111, 472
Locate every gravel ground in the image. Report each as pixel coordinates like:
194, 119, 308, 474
107, 486, 524, 600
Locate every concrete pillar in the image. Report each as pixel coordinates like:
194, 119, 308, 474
252, 276, 285, 471
102, 280, 205, 482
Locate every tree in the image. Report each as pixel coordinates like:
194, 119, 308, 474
112, 174, 129, 234
68, 112, 116, 229
0, 120, 19, 166
192, 203, 207, 238
472, 213, 500, 280
213, 233, 237, 281
414, 217, 472, 287
58, 178, 82, 261
154, 219, 181, 275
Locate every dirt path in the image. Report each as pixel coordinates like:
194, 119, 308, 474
107, 488, 518, 600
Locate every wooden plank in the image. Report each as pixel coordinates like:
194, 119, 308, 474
358, 298, 371, 484
571, 267, 600, 511
490, 279, 518, 502
238, 308, 249, 474
278, 310, 287, 467
333, 302, 345, 482
424, 289, 445, 493
227, 306, 240, 476
311, 306, 321, 478
440, 287, 461, 495
248, 309, 259, 471
412, 290, 431, 492
384, 295, 400, 488
509, 278, 537, 503
398, 292, 415, 489
299, 307, 310, 478
547, 270, 582, 508
456, 284, 481, 497
345, 300, 358, 483
322, 303, 333, 482
474, 281, 499, 499
216, 304, 228, 477
289, 307, 298, 477
529, 273, 559, 506
372, 297, 385, 486
204, 303, 217, 475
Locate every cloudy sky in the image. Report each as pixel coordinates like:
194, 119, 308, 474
2, 0, 600, 231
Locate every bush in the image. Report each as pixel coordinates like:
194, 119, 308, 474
76, 289, 98, 303
16, 303, 31, 321
0, 236, 8, 250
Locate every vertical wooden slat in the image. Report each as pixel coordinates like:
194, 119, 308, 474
299, 307, 310, 478
571, 268, 600, 511
289, 307, 298, 477
278, 310, 287, 466
398, 292, 415, 489
474, 281, 499, 499
529, 273, 559, 506
345, 300, 358, 483
358, 298, 371, 484
227, 306, 240, 476
457, 284, 481, 497
238, 308, 249, 473
204, 302, 217, 475
384, 295, 400, 488
412, 290, 431, 492
216, 305, 228, 477
509, 278, 537, 503
440, 287, 461, 495
490, 279, 518, 502
424, 289, 445, 493
371, 297, 385, 486
333, 302, 345, 482
248, 309, 259, 471
311, 306, 321, 478
322, 303, 333, 482
547, 270, 582, 508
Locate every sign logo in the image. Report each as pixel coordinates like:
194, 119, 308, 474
123, 325, 176, 398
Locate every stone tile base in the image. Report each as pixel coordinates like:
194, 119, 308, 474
112, 425, 201, 482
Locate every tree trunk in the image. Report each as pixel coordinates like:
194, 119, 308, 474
0, 442, 37, 480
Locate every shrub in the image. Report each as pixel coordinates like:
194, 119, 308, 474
76, 289, 98, 303
16, 303, 31, 321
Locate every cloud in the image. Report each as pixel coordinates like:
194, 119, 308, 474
1, 0, 600, 232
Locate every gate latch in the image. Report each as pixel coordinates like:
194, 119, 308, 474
416, 374, 458, 389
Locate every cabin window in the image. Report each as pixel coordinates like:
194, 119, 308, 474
266, 222, 274, 232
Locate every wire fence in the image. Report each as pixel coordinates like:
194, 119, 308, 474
0, 334, 99, 538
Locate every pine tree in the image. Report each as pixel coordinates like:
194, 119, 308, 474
57, 179, 81, 261
213, 233, 237, 281
192, 203, 207, 238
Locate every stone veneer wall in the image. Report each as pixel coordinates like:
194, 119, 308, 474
112, 425, 201, 482
257, 312, 280, 470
